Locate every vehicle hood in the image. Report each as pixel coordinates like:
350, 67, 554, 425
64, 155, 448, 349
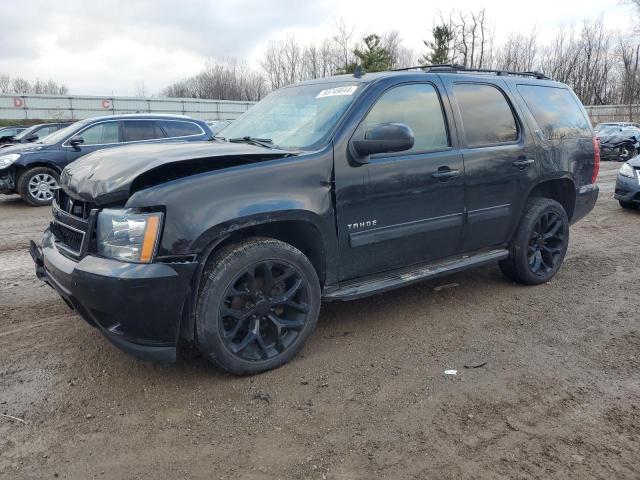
61, 141, 294, 205
598, 129, 640, 145
0, 142, 50, 154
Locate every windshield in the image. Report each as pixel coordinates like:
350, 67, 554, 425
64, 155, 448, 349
13, 125, 41, 141
39, 120, 87, 145
220, 82, 362, 150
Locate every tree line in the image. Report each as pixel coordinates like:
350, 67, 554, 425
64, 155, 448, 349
161, 9, 640, 108
0, 74, 69, 95
2, 8, 639, 107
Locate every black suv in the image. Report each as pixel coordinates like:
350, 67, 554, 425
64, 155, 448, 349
31, 67, 599, 375
0, 114, 212, 206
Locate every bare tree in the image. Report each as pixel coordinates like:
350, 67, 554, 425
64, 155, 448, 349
161, 59, 265, 101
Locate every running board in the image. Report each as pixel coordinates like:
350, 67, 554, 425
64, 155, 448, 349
323, 249, 509, 301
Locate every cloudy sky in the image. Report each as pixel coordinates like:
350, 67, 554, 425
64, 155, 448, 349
1, 0, 636, 96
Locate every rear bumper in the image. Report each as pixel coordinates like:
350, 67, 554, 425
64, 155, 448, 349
614, 174, 640, 204
31, 230, 198, 363
571, 183, 599, 224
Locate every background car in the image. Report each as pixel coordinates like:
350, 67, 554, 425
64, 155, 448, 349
614, 157, 640, 209
0, 114, 212, 206
595, 121, 640, 133
0, 125, 27, 143
0, 122, 74, 148
596, 125, 640, 161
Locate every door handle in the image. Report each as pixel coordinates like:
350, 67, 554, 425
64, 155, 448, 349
431, 168, 461, 181
512, 157, 535, 169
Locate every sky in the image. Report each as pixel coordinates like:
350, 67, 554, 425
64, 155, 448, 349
0, 0, 636, 96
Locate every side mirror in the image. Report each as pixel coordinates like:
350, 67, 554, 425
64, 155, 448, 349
69, 136, 84, 147
25, 135, 39, 142
352, 123, 414, 159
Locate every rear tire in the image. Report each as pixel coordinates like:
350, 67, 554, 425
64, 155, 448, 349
499, 198, 569, 285
17, 167, 59, 206
619, 200, 637, 210
195, 237, 321, 375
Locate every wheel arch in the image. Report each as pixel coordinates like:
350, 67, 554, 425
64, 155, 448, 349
526, 177, 577, 221
179, 213, 334, 342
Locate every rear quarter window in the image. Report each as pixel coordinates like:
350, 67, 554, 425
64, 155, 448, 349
517, 85, 591, 140
158, 121, 204, 137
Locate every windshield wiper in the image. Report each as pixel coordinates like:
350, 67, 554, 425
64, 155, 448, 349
228, 136, 275, 149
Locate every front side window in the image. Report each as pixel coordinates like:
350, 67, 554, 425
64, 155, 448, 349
79, 122, 119, 145
122, 120, 166, 142
34, 126, 55, 138
362, 83, 449, 154
517, 85, 591, 140
454, 83, 518, 146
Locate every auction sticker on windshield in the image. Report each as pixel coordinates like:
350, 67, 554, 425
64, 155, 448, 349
316, 86, 358, 98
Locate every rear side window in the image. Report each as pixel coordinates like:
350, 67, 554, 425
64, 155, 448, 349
158, 120, 203, 137
517, 85, 591, 140
122, 121, 166, 142
363, 83, 449, 153
454, 83, 518, 146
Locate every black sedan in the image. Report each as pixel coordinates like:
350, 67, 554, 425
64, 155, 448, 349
614, 156, 640, 209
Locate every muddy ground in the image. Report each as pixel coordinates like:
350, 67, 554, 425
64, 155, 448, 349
0, 162, 639, 479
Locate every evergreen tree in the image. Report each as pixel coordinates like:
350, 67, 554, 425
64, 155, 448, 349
421, 25, 454, 65
343, 34, 392, 73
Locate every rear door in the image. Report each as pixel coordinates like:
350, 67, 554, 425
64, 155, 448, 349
336, 80, 466, 280
441, 78, 539, 252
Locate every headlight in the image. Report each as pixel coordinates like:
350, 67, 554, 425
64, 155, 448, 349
0, 153, 20, 169
96, 209, 163, 263
620, 162, 636, 179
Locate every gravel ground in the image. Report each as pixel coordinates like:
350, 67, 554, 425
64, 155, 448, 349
0, 162, 639, 480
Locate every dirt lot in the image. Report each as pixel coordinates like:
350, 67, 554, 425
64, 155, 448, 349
0, 162, 639, 480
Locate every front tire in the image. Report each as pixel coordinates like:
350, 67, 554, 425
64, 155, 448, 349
499, 198, 569, 285
18, 167, 59, 206
619, 200, 637, 210
196, 238, 321, 375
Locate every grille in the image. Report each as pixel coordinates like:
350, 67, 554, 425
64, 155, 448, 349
50, 221, 84, 254
56, 189, 91, 219
51, 190, 91, 256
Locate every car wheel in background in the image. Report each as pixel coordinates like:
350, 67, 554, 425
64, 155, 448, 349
619, 200, 638, 210
18, 167, 59, 206
196, 237, 321, 375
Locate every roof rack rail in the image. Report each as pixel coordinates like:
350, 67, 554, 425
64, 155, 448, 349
392, 64, 550, 80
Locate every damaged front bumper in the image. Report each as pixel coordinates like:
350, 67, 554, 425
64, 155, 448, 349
0, 168, 15, 194
31, 229, 198, 363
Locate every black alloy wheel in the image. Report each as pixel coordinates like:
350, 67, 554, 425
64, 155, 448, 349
219, 260, 310, 361
499, 198, 569, 285
526, 211, 567, 276
196, 237, 321, 375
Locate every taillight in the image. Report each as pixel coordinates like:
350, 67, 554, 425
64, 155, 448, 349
592, 136, 600, 183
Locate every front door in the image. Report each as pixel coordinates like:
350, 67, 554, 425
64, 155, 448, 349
335, 81, 466, 280
65, 120, 121, 163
